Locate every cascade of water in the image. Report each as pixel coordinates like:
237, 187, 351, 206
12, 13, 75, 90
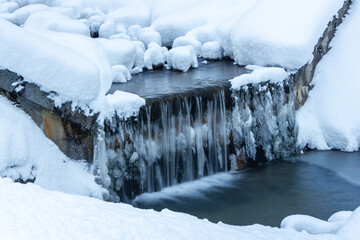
103, 89, 230, 202
101, 80, 299, 202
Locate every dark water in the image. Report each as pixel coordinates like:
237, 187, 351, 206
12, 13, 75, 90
108, 60, 248, 99
134, 152, 360, 227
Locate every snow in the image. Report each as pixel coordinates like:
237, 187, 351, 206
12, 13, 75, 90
0, 0, 345, 119
0, 96, 105, 198
2, 176, 359, 240
0, 18, 101, 104
201, 41, 223, 60
173, 36, 202, 56
144, 42, 167, 70
97, 38, 138, 70
231, 66, 289, 90
106, 91, 146, 119
112, 65, 131, 83
166, 46, 198, 72
138, 27, 162, 48
297, 1, 360, 152
24, 10, 90, 36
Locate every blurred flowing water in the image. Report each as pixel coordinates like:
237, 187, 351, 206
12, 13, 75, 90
133, 151, 360, 227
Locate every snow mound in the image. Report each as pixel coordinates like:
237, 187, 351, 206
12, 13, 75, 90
201, 41, 223, 60
281, 214, 347, 235
166, 46, 198, 72
24, 11, 90, 36
297, 1, 360, 152
138, 27, 162, 48
106, 91, 145, 119
172, 36, 202, 56
231, 66, 288, 90
144, 43, 167, 70
0, 19, 101, 104
112, 65, 131, 83
97, 38, 138, 70
0, 96, 105, 198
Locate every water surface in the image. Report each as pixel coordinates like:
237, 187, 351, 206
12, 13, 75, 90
108, 60, 248, 99
134, 152, 360, 227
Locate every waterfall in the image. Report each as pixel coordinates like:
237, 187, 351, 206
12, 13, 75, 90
99, 79, 299, 202
103, 88, 230, 202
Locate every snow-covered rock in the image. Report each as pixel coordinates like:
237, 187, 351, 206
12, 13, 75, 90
138, 27, 162, 48
24, 11, 90, 36
97, 38, 138, 70
172, 36, 202, 56
112, 65, 131, 83
231, 66, 288, 90
166, 46, 198, 72
0, 19, 101, 104
201, 41, 222, 60
144, 43, 167, 70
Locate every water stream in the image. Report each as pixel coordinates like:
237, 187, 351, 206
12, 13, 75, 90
133, 151, 360, 227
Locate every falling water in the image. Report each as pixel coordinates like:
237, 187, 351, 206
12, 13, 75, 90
97, 79, 299, 202
103, 89, 230, 202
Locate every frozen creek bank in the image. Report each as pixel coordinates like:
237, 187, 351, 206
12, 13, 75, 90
0, 0, 353, 202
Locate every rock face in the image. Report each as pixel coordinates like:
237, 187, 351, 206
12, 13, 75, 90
0, 70, 96, 161
292, 0, 352, 110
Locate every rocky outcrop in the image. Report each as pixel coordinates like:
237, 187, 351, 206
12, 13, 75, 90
0, 70, 96, 161
292, 0, 352, 109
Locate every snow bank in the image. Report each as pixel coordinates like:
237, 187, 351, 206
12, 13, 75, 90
0, 19, 101, 104
297, 1, 360, 152
231, 0, 343, 69
1, 176, 354, 240
231, 66, 288, 90
0, 96, 105, 198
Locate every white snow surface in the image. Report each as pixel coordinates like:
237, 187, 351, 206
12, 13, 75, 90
231, 66, 289, 90
0, 18, 101, 104
166, 46, 198, 72
0, 0, 345, 117
0, 96, 105, 198
1, 176, 359, 240
297, 1, 360, 152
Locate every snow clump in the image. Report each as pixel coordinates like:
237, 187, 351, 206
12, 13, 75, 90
166, 46, 198, 72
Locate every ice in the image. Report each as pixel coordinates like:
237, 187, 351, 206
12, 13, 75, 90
24, 10, 90, 36
297, 1, 360, 152
166, 46, 198, 72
